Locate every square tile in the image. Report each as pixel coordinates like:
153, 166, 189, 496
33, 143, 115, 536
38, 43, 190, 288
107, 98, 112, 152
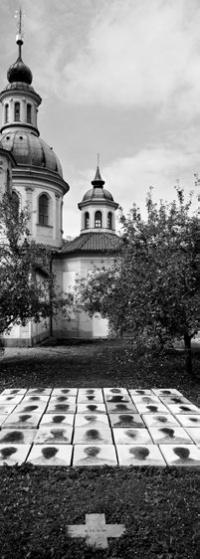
176, 415, 200, 428
129, 390, 153, 396
185, 428, 200, 447
134, 402, 169, 414
77, 404, 106, 414
152, 389, 183, 397
27, 444, 72, 465
105, 394, 132, 403
0, 404, 18, 415
1, 389, 27, 396
26, 388, 52, 395
103, 388, 129, 396
74, 414, 109, 428
73, 426, 112, 445
0, 444, 31, 466
51, 388, 78, 396
131, 395, 160, 405
77, 394, 104, 403
159, 395, 191, 405
0, 429, 37, 445
78, 389, 102, 396
159, 444, 200, 467
148, 427, 193, 445
40, 413, 75, 427
109, 414, 145, 429
106, 402, 137, 414
46, 403, 76, 414
0, 395, 24, 404
34, 427, 73, 444
116, 444, 166, 466
22, 395, 50, 403
14, 403, 47, 414
49, 396, 77, 403
113, 428, 152, 445
2, 412, 43, 429
73, 445, 117, 466
165, 404, 200, 415
142, 414, 180, 428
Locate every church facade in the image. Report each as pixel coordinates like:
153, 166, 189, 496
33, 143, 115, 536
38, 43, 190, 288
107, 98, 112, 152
0, 32, 120, 346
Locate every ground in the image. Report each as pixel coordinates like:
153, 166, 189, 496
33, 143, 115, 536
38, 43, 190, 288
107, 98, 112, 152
0, 340, 199, 559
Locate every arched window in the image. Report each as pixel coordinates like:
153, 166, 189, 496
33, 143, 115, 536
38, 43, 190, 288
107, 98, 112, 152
5, 104, 9, 123
107, 212, 113, 229
27, 104, 32, 123
84, 212, 90, 229
95, 211, 102, 228
39, 194, 49, 226
12, 191, 20, 219
14, 102, 20, 122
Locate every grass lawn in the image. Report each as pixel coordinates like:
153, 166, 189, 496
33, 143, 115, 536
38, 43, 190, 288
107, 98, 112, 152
0, 340, 199, 559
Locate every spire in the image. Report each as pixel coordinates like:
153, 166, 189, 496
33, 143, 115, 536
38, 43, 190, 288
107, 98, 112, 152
15, 6, 25, 59
91, 155, 105, 188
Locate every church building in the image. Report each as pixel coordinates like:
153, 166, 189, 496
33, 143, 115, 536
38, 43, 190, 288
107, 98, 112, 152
0, 31, 120, 346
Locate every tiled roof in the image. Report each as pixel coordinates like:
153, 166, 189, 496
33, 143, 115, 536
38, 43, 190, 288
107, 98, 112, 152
60, 232, 122, 254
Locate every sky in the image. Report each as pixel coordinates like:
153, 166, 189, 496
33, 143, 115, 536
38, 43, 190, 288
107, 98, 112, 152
0, 0, 199, 238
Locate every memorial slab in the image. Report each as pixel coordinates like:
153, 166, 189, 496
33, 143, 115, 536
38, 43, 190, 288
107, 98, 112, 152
51, 388, 78, 396
78, 389, 102, 396
0, 404, 18, 415
159, 444, 200, 466
74, 414, 109, 428
103, 388, 129, 396
105, 394, 132, 403
185, 428, 200, 447
1, 389, 27, 396
22, 395, 50, 403
152, 389, 183, 397
73, 426, 112, 445
176, 415, 200, 427
0, 444, 31, 465
148, 427, 193, 445
159, 395, 191, 405
0, 429, 37, 445
116, 444, 166, 466
113, 428, 152, 445
129, 389, 153, 396
142, 414, 180, 428
165, 404, 200, 415
14, 403, 47, 414
77, 404, 106, 414
2, 412, 43, 429
34, 426, 73, 444
49, 396, 76, 403
0, 395, 24, 404
27, 444, 72, 465
67, 513, 125, 549
40, 414, 75, 427
109, 413, 145, 429
77, 394, 104, 403
135, 402, 169, 414
46, 403, 76, 414
26, 388, 52, 395
131, 395, 160, 405
106, 402, 137, 414
73, 445, 117, 466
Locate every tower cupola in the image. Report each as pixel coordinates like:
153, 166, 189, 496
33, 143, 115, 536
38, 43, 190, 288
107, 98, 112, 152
78, 163, 118, 234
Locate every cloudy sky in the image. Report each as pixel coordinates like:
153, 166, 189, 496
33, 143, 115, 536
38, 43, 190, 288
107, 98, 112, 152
0, 0, 199, 237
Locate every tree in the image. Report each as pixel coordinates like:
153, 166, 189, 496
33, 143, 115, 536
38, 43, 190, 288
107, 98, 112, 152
0, 193, 72, 343
75, 188, 199, 376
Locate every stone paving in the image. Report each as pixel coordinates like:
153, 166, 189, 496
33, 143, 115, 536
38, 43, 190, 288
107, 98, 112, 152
0, 387, 200, 467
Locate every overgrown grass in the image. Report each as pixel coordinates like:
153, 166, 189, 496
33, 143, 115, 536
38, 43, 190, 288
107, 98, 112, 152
0, 341, 199, 558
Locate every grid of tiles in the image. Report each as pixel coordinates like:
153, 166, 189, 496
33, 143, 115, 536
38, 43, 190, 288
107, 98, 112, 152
0, 388, 200, 467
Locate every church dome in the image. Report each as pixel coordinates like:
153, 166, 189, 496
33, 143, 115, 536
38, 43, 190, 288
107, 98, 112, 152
7, 57, 33, 85
0, 130, 63, 177
82, 187, 114, 202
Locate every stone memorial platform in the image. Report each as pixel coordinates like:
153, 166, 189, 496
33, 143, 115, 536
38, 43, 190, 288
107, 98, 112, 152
0, 388, 200, 467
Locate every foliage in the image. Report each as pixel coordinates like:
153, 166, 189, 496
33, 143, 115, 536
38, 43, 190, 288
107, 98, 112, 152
75, 188, 199, 365
0, 193, 72, 338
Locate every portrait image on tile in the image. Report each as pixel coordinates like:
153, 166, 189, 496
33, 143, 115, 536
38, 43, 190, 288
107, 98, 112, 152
113, 428, 152, 445
74, 414, 109, 428
106, 402, 137, 414
0, 429, 37, 445
148, 427, 193, 445
116, 444, 166, 466
109, 414, 145, 429
142, 414, 180, 428
34, 427, 73, 444
40, 414, 75, 427
2, 412, 43, 429
73, 444, 117, 466
73, 426, 112, 445
0, 444, 31, 466
77, 404, 106, 414
160, 444, 200, 466
27, 444, 72, 465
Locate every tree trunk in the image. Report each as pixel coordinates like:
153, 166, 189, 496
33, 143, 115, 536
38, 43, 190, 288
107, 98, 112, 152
184, 333, 194, 378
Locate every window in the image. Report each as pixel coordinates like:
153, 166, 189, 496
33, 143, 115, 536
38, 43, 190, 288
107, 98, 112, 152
107, 212, 112, 229
14, 102, 20, 122
95, 211, 102, 228
84, 212, 90, 229
39, 194, 49, 226
27, 104, 32, 123
5, 104, 9, 123
12, 191, 20, 219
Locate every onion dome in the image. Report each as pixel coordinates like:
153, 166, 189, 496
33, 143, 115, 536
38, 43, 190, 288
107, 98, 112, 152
7, 33, 33, 86
0, 131, 63, 177
81, 166, 114, 202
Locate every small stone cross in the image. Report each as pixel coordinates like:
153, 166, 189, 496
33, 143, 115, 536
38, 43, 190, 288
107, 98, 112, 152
67, 513, 125, 549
